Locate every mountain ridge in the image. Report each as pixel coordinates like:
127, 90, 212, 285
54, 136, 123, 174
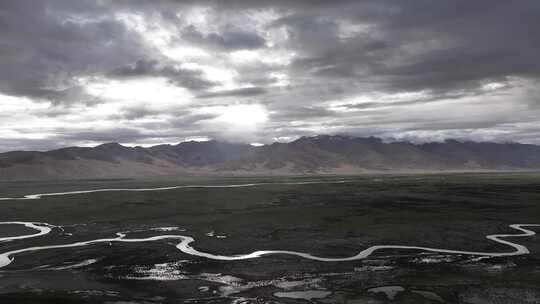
1, 135, 540, 180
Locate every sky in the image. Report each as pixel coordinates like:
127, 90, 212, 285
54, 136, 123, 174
1, 0, 540, 151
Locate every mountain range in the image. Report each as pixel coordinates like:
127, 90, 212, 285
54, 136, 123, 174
2, 135, 540, 181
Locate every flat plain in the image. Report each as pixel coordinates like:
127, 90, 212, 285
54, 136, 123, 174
1, 173, 540, 303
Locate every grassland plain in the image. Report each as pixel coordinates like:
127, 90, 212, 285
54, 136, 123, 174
0, 173, 540, 303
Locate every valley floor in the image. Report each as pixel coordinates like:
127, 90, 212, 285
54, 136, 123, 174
1, 173, 540, 303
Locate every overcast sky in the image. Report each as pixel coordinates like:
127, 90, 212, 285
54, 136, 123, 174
1, 0, 540, 151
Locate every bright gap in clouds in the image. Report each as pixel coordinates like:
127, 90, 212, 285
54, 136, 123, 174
215, 104, 268, 128
203, 104, 268, 130
85, 78, 192, 105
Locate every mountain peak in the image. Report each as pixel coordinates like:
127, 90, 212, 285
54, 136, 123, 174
2, 136, 540, 181
293, 134, 351, 143
95, 142, 126, 149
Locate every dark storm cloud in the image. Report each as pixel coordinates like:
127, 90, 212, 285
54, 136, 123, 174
337, 91, 478, 110
167, 113, 218, 128
181, 25, 266, 50
196, 87, 267, 99
0, 1, 154, 103
2, 0, 540, 150
284, 0, 540, 94
114, 105, 163, 121
4, 0, 540, 101
110, 59, 217, 91
115, 105, 217, 127
203, 0, 540, 99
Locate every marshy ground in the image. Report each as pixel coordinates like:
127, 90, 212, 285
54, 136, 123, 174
1, 173, 540, 303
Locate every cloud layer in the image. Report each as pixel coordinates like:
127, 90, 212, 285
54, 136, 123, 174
1, 0, 540, 151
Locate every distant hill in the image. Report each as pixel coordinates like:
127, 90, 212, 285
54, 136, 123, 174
2, 135, 540, 180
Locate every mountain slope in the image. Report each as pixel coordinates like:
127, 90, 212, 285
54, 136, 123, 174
1, 136, 540, 180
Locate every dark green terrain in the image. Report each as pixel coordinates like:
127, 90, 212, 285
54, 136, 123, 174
1, 173, 540, 303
